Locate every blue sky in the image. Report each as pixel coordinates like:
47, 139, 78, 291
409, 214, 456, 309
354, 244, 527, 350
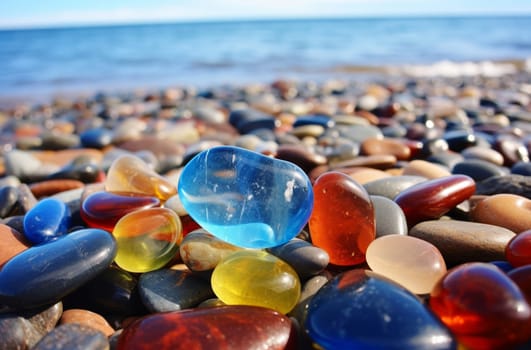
1, 0, 531, 28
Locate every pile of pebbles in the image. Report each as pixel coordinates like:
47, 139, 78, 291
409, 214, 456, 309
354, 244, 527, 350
0, 72, 530, 349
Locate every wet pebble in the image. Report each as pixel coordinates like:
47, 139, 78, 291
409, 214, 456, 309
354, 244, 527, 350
0, 229, 117, 309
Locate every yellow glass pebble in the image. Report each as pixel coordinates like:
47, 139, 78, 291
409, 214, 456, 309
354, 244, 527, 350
105, 155, 177, 201
113, 208, 182, 273
211, 250, 301, 314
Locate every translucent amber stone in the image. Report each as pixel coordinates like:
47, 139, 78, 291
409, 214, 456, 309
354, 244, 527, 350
112, 208, 182, 273
429, 263, 531, 349
366, 234, 446, 294
211, 250, 301, 314
81, 191, 160, 232
309, 171, 375, 266
506, 229, 531, 267
106, 155, 176, 201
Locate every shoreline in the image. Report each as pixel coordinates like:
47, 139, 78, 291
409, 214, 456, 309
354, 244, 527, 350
1, 58, 530, 110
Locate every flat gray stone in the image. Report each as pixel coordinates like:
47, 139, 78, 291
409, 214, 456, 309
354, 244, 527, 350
371, 195, 408, 237
409, 220, 516, 267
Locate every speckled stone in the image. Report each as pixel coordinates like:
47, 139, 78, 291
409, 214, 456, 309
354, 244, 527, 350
60, 309, 115, 337
0, 314, 42, 350
409, 220, 516, 266
31, 323, 109, 350
179, 229, 241, 272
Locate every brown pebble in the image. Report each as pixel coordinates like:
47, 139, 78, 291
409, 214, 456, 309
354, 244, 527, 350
402, 159, 451, 179
470, 194, 531, 233
409, 220, 515, 267
342, 167, 391, 184
0, 224, 30, 268
30, 179, 85, 198
331, 155, 397, 170
31, 149, 103, 167
275, 144, 327, 173
60, 309, 114, 337
361, 137, 411, 160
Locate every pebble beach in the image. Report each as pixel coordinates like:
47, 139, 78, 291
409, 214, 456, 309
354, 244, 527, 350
0, 67, 530, 349
1, 14, 531, 349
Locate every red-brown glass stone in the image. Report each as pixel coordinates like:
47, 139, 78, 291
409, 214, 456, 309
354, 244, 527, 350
429, 263, 531, 349
394, 175, 476, 227
81, 191, 160, 232
309, 171, 375, 266
508, 265, 531, 306
506, 229, 531, 267
117, 305, 296, 350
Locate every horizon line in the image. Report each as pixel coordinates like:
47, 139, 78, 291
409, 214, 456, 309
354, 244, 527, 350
1, 12, 531, 31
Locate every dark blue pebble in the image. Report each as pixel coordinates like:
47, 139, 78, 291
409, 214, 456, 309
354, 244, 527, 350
0, 229, 116, 309
443, 130, 477, 152
23, 198, 71, 245
511, 161, 531, 176
452, 159, 508, 182
79, 128, 113, 149
229, 109, 279, 134
293, 115, 335, 129
63, 265, 146, 316
305, 269, 456, 350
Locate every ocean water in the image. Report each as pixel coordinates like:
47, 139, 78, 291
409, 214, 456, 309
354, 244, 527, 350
0, 16, 530, 99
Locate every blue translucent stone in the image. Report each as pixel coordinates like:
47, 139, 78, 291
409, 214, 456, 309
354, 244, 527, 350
305, 269, 456, 350
178, 146, 313, 248
23, 198, 71, 245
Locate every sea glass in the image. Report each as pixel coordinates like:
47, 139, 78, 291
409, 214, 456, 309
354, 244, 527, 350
105, 154, 177, 201
178, 146, 313, 248
117, 305, 296, 350
506, 229, 531, 267
304, 269, 456, 350
23, 198, 71, 245
429, 262, 531, 349
366, 234, 446, 294
112, 208, 182, 273
309, 171, 375, 266
394, 174, 476, 227
81, 191, 160, 232
211, 250, 301, 314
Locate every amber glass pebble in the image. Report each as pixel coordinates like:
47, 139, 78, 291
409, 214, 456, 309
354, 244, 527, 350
366, 234, 446, 294
112, 208, 182, 273
394, 174, 475, 227
211, 250, 300, 314
81, 191, 160, 232
309, 171, 375, 266
105, 154, 177, 201
429, 262, 531, 349
117, 305, 296, 350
